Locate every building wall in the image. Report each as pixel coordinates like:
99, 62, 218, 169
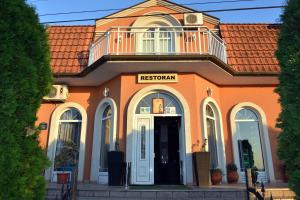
37, 73, 284, 182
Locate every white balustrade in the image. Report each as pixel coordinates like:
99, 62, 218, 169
88, 26, 227, 65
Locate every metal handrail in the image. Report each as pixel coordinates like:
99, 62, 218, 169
89, 26, 227, 65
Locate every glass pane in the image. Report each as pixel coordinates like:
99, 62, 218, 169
60, 108, 82, 120
142, 40, 155, 53
236, 121, 265, 171
102, 105, 112, 118
206, 105, 215, 118
207, 118, 218, 168
54, 121, 81, 169
100, 117, 111, 171
135, 92, 182, 114
236, 108, 258, 120
141, 125, 146, 159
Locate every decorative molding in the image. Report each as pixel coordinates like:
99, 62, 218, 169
126, 85, 193, 185
45, 102, 88, 182
90, 98, 118, 183
201, 97, 227, 182
230, 102, 275, 182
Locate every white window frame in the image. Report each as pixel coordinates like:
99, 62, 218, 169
230, 102, 275, 183
90, 98, 117, 184
45, 102, 88, 182
201, 97, 227, 181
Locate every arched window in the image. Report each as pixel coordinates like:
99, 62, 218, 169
135, 91, 182, 115
201, 97, 226, 179
54, 108, 82, 170
99, 105, 112, 172
235, 108, 265, 171
206, 104, 218, 168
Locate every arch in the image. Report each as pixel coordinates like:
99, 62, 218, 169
131, 12, 182, 54
90, 98, 118, 183
45, 102, 88, 181
201, 97, 227, 181
131, 11, 182, 28
126, 85, 193, 185
230, 102, 275, 182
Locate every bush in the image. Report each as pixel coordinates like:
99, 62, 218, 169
0, 0, 52, 199
276, 0, 300, 198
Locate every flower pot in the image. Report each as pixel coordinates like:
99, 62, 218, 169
210, 170, 222, 185
193, 152, 210, 187
227, 170, 239, 184
57, 172, 69, 184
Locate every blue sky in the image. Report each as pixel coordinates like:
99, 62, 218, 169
27, 0, 285, 25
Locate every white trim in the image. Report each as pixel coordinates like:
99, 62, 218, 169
230, 102, 275, 183
201, 97, 227, 182
90, 98, 118, 183
132, 12, 182, 54
45, 102, 88, 182
126, 85, 193, 185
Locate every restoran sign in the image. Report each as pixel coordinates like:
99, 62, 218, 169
138, 73, 178, 83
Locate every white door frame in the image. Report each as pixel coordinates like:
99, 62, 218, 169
126, 85, 193, 185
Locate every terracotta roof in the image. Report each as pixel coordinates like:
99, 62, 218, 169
47, 24, 280, 75
220, 23, 280, 73
47, 25, 95, 74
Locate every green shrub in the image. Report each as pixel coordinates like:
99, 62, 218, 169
276, 0, 300, 198
0, 0, 52, 199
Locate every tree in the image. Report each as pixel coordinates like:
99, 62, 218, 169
276, 0, 300, 197
0, 0, 52, 199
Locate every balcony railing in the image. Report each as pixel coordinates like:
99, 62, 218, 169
88, 26, 227, 65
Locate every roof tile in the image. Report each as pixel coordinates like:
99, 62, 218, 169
47, 25, 95, 75
220, 23, 280, 73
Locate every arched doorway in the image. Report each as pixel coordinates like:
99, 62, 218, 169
126, 85, 192, 185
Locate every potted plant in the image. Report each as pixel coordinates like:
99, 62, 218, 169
192, 139, 211, 187
210, 168, 222, 185
55, 141, 78, 184
226, 163, 239, 184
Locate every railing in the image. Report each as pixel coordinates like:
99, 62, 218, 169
88, 26, 227, 65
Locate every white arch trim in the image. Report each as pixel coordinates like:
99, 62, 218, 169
126, 85, 193, 185
131, 11, 182, 53
90, 97, 118, 182
45, 102, 88, 182
230, 102, 275, 182
131, 11, 182, 28
201, 97, 227, 182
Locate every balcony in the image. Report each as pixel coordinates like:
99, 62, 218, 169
88, 26, 227, 65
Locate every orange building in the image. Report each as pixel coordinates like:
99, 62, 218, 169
38, 0, 284, 186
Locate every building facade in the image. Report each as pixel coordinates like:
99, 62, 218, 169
38, 0, 284, 186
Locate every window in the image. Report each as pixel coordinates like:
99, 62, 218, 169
99, 105, 112, 172
141, 27, 174, 53
235, 108, 265, 171
206, 104, 218, 168
135, 92, 182, 115
54, 108, 82, 169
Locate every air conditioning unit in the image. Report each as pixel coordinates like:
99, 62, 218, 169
184, 13, 203, 25
43, 85, 68, 102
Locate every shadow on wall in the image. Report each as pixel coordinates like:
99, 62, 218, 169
267, 125, 287, 182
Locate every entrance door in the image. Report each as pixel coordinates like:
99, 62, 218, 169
134, 116, 154, 184
154, 117, 181, 185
